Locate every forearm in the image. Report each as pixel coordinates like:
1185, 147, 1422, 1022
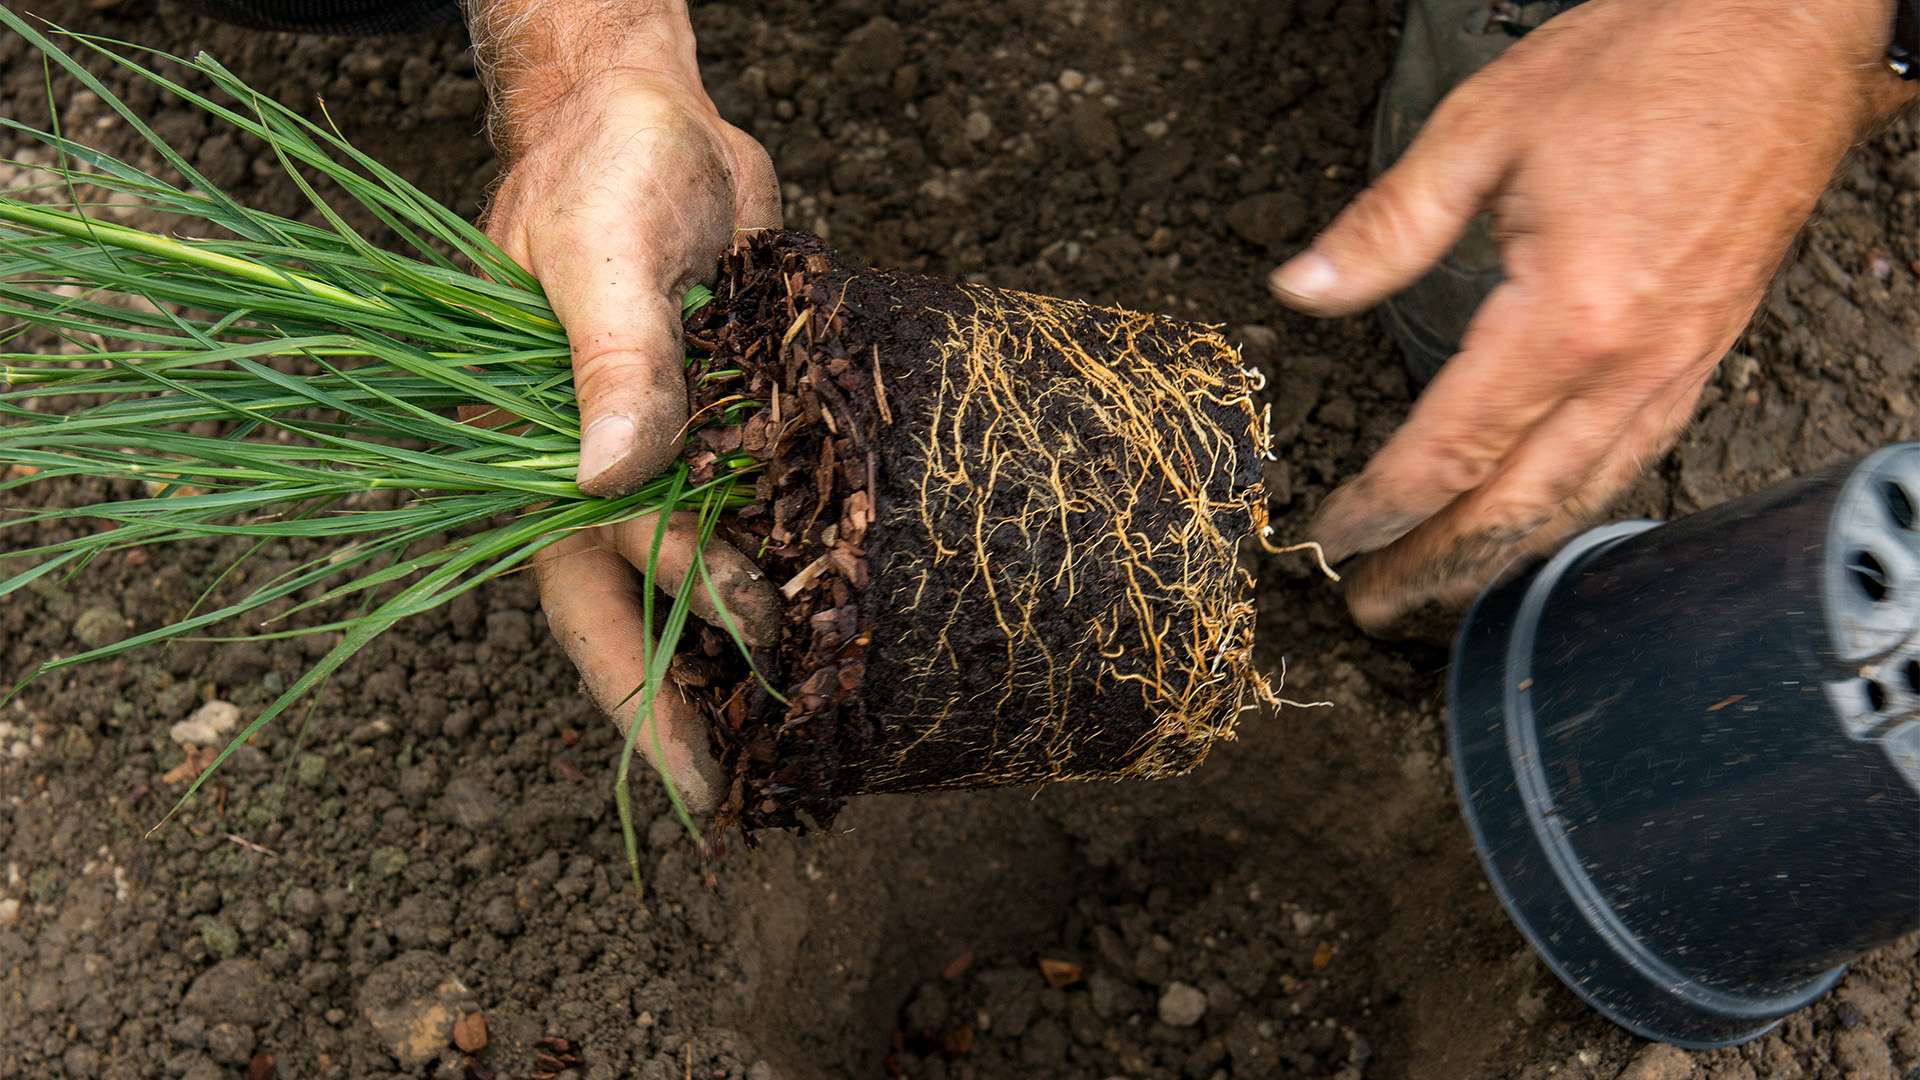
463, 0, 709, 158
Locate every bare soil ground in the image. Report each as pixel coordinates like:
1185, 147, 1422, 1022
1, 1, 1917, 1078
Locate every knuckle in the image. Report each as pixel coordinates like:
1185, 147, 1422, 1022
1552, 303, 1636, 364
1412, 435, 1503, 494
1423, 71, 1508, 153
1425, 81, 1491, 142
726, 128, 779, 188
1478, 490, 1560, 537
1339, 180, 1427, 255
572, 343, 688, 413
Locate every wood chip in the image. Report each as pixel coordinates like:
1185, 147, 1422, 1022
779, 553, 833, 600
1312, 942, 1334, 970
160, 745, 215, 785
828, 546, 864, 587
942, 946, 974, 980
872, 345, 893, 426
842, 490, 871, 545
780, 308, 811, 350
943, 1024, 975, 1055
1038, 958, 1083, 989
453, 1012, 489, 1054
224, 833, 279, 859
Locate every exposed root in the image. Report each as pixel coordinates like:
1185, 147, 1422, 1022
872, 285, 1268, 791
1260, 531, 1342, 582
1252, 656, 1335, 712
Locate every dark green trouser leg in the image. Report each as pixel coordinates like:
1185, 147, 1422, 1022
1373, 0, 1586, 384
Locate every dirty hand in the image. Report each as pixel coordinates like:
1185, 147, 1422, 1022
472, 0, 782, 808
1270, 0, 1917, 634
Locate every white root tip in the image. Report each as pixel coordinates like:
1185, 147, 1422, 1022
1258, 533, 1340, 582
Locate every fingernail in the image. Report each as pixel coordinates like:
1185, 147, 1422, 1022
579, 414, 638, 491
1270, 252, 1338, 302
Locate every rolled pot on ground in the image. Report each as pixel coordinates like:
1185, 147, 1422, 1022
1450, 445, 1920, 1046
681, 232, 1275, 831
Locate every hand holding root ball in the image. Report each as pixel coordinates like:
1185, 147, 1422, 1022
1272, 0, 1918, 635
472, 0, 782, 810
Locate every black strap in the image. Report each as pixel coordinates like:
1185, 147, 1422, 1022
172, 0, 462, 36
1895, 0, 1920, 80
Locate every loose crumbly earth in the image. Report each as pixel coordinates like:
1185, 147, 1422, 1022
1, 1, 1916, 1078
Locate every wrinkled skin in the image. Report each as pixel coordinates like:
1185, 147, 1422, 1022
1272, 0, 1916, 636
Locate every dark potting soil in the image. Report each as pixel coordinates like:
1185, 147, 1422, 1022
688, 232, 1264, 831
0, 1, 1917, 1078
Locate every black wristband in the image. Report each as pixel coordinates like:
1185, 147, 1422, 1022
173, 0, 461, 36
1895, 0, 1920, 79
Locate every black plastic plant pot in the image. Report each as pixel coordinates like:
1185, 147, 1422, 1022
1450, 444, 1920, 1048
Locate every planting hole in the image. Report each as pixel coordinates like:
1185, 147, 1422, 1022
1848, 550, 1892, 603
1905, 659, 1920, 697
1884, 482, 1917, 531
1867, 679, 1890, 713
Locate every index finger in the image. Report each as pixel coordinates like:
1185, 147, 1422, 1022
1310, 280, 1572, 561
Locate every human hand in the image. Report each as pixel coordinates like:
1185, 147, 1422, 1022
533, 515, 780, 811
472, 0, 782, 807
1270, 0, 1917, 634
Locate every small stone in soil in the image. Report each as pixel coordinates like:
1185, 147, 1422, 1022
170, 701, 241, 747
1225, 191, 1310, 254
205, 1022, 255, 1067
368, 847, 408, 878
1086, 972, 1143, 1021
481, 895, 520, 937
72, 604, 125, 649
27, 868, 59, 902
62, 1047, 101, 1077
1158, 982, 1208, 1028
360, 956, 475, 1069
284, 886, 322, 924
1617, 1042, 1692, 1080
199, 919, 241, 960
905, 983, 949, 1034
293, 753, 327, 789
182, 959, 275, 1027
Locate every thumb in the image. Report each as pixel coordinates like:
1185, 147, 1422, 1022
544, 244, 696, 498
1270, 92, 1512, 317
